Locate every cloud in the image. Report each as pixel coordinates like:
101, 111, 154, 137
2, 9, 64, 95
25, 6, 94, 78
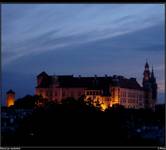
2, 4, 164, 65
155, 64, 165, 71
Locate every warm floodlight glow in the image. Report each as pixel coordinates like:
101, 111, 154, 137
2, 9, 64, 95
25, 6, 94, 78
101, 103, 107, 111
7, 98, 14, 107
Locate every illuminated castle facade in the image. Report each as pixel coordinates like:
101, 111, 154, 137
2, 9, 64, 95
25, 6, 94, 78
35, 61, 157, 110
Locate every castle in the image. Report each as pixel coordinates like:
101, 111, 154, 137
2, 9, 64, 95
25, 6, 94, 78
35, 61, 157, 110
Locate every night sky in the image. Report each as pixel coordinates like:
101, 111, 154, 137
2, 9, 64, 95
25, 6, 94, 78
2, 4, 165, 105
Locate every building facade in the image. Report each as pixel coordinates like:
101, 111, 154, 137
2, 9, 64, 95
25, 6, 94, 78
35, 61, 157, 110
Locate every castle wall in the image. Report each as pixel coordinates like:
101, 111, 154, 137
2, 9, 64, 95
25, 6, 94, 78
36, 61, 157, 110
36, 86, 145, 109
36, 87, 85, 103
119, 88, 144, 109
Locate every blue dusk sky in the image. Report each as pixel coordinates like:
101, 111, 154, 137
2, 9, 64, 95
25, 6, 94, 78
1, 4, 165, 105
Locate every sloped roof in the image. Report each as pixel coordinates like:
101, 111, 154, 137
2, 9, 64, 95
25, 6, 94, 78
36, 72, 142, 90
112, 76, 142, 90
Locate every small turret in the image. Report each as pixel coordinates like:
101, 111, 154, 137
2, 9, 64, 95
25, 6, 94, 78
6, 89, 15, 107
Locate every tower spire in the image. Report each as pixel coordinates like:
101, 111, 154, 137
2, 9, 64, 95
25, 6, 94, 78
151, 65, 155, 81
145, 59, 149, 69
143, 60, 150, 85
151, 65, 154, 75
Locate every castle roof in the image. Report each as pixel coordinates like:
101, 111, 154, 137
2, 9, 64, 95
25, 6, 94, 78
112, 77, 143, 90
36, 72, 142, 91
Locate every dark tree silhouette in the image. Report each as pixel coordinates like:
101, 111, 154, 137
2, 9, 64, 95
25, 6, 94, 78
1, 96, 164, 147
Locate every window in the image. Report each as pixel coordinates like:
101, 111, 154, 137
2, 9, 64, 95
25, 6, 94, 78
121, 98, 126, 103
139, 99, 142, 102
128, 93, 130, 97
62, 91, 65, 96
139, 103, 143, 106
122, 91, 126, 97
128, 99, 134, 103
112, 92, 114, 98
123, 98, 126, 103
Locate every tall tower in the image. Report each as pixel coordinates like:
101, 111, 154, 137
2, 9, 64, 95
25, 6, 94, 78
150, 66, 157, 106
142, 60, 152, 109
6, 89, 15, 107
143, 60, 151, 85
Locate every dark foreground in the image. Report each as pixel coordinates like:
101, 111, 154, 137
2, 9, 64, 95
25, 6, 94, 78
1, 96, 165, 147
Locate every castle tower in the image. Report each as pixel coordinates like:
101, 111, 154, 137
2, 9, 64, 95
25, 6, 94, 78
143, 60, 151, 85
150, 66, 157, 107
142, 60, 157, 110
6, 89, 15, 107
142, 60, 152, 109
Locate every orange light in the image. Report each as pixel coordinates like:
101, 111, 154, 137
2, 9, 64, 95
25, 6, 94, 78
7, 98, 14, 107
101, 103, 107, 111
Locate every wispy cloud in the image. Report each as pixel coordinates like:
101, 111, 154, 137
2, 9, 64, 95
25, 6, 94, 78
2, 4, 164, 65
155, 64, 165, 71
